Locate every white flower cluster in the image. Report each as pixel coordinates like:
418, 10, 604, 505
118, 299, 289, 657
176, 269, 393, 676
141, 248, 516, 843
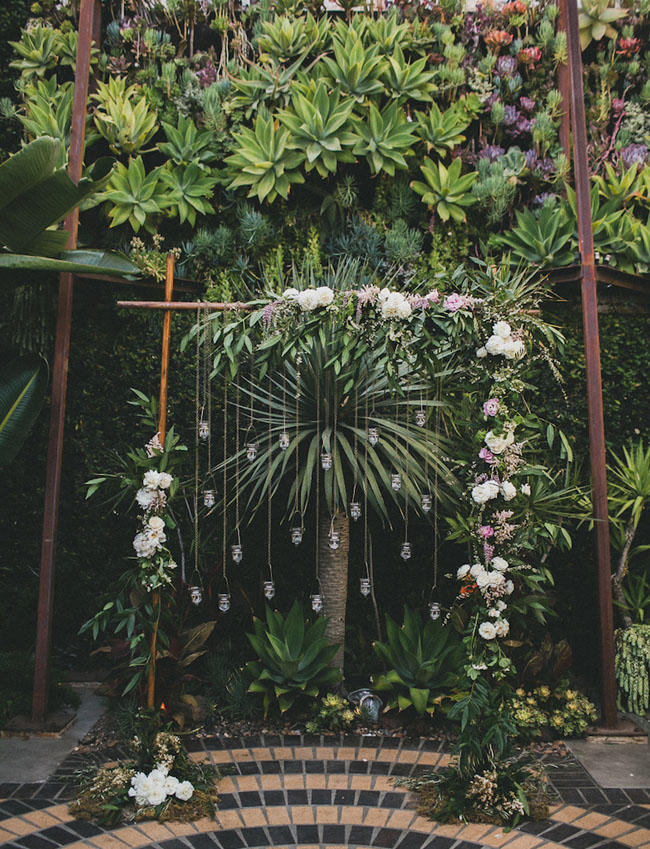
484, 428, 514, 455
378, 288, 412, 319
457, 561, 513, 640
476, 321, 525, 360
133, 515, 167, 559
284, 286, 335, 312
471, 478, 518, 504
133, 470, 174, 565
128, 763, 193, 807
135, 470, 172, 511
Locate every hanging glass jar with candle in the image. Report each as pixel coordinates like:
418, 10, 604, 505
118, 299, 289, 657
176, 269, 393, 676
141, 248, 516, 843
421, 493, 432, 513
328, 530, 341, 550
349, 502, 361, 521
198, 420, 209, 441
189, 586, 202, 605
263, 580, 275, 600
311, 593, 323, 613
203, 489, 215, 509
279, 431, 290, 451
320, 451, 332, 471
218, 593, 231, 612
231, 543, 243, 564
400, 541, 412, 560
291, 526, 303, 545
415, 409, 427, 427
368, 427, 379, 446
360, 577, 370, 597
246, 442, 258, 462
391, 473, 402, 491
429, 601, 441, 620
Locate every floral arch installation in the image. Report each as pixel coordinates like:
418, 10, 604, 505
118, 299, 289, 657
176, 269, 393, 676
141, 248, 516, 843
153, 262, 567, 683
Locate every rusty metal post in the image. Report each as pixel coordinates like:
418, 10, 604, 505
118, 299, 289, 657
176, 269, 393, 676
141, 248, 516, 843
145, 255, 175, 712
564, 0, 618, 726
32, 0, 98, 724
557, 0, 571, 156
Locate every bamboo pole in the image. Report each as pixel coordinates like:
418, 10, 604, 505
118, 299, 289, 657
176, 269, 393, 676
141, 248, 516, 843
117, 301, 253, 311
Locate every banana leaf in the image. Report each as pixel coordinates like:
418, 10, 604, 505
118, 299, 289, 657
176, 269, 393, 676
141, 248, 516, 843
0, 249, 139, 278
0, 355, 48, 466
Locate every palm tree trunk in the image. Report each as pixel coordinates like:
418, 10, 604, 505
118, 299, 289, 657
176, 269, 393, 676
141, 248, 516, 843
318, 503, 350, 677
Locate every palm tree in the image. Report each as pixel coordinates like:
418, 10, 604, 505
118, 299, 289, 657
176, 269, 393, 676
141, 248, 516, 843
221, 326, 455, 676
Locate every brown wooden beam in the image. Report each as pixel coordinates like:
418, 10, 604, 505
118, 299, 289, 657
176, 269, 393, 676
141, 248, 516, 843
32, 0, 98, 724
565, 0, 618, 726
116, 300, 253, 311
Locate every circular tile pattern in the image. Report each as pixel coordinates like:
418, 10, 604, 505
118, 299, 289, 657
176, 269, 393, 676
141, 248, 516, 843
1, 734, 649, 849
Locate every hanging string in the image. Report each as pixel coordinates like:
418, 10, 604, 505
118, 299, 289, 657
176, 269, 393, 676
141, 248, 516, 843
363, 385, 370, 586
294, 353, 302, 525
432, 378, 442, 595
404, 384, 410, 544
267, 376, 274, 584
222, 357, 228, 592
204, 308, 212, 475
192, 307, 200, 588
315, 367, 321, 592
332, 380, 338, 523
352, 389, 358, 505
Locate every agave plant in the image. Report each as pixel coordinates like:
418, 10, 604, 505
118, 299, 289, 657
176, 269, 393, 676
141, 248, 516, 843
228, 58, 305, 119
93, 76, 159, 156
19, 80, 74, 168
362, 13, 413, 56
9, 25, 58, 78
382, 45, 436, 104
372, 607, 464, 715
246, 601, 341, 715
493, 200, 575, 266
279, 82, 358, 178
592, 163, 647, 210
226, 112, 305, 203
578, 0, 626, 49
256, 13, 329, 63
158, 115, 218, 170
352, 103, 415, 176
95, 156, 167, 233
159, 162, 218, 226
415, 101, 473, 157
322, 30, 386, 103
411, 156, 478, 222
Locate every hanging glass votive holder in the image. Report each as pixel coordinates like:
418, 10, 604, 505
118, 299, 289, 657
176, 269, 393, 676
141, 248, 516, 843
360, 577, 371, 597
415, 409, 427, 427
400, 541, 412, 560
311, 593, 323, 613
349, 501, 361, 521
198, 420, 209, 441
368, 427, 379, 446
203, 489, 215, 509
391, 473, 402, 491
189, 585, 202, 605
429, 601, 441, 620
231, 543, 243, 564
321, 451, 332, 471
246, 442, 258, 462
328, 530, 341, 550
263, 580, 275, 600
279, 431, 290, 451
421, 493, 432, 513
218, 592, 231, 612
291, 526, 303, 545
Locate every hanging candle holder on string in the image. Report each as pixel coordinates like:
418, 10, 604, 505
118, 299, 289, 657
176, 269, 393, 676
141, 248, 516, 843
421, 493, 432, 513
360, 577, 370, 597
203, 489, 215, 509
188, 585, 202, 605
218, 592, 231, 612
290, 510, 304, 546
311, 592, 324, 613
349, 501, 361, 521
391, 472, 402, 491
198, 418, 209, 442
428, 601, 441, 620
321, 450, 332, 471
263, 580, 275, 600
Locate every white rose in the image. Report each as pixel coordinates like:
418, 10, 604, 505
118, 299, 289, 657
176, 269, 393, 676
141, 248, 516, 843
136, 488, 156, 509
283, 287, 299, 300
133, 531, 157, 559
315, 286, 334, 307
143, 470, 161, 489
470, 563, 484, 578
381, 292, 411, 319
164, 776, 179, 794
493, 321, 511, 339
488, 608, 500, 618
520, 483, 531, 496
476, 570, 491, 588
496, 600, 507, 611
148, 768, 167, 785
471, 481, 499, 504
146, 785, 166, 806
488, 571, 505, 588
148, 516, 165, 532
378, 287, 391, 302
500, 480, 517, 501
476, 347, 488, 358
175, 781, 194, 801
485, 430, 514, 455
479, 621, 497, 640
158, 472, 172, 490
396, 297, 412, 319
457, 564, 471, 579
505, 579, 515, 594
491, 556, 509, 572
297, 289, 319, 311
494, 618, 510, 637
485, 335, 506, 356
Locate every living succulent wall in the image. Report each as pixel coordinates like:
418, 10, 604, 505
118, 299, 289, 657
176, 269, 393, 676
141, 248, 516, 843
3, 0, 650, 288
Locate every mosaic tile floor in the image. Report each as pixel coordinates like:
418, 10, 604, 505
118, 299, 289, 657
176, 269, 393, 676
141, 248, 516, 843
1, 735, 649, 849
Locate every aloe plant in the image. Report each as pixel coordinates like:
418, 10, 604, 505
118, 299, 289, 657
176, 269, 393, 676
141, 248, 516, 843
323, 30, 386, 103
0, 356, 48, 467
158, 115, 218, 170
229, 58, 304, 119
19, 80, 74, 168
279, 82, 358, 178
352, 103, 415, 176
382, 45, 436, 104
578, 0, 626, 49
246, 601, 341, 715
362, 13, 412, 56
592, 163, 646, 209
372, 607, 464, 715
411, 156, 477, 221
93, 76, 159, 156
159, 162, 218, 227
96, 156, 167, 233
493, 201, 576, 266
226, 112, 305, 203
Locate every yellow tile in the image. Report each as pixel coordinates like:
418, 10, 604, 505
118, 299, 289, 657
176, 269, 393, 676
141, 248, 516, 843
395, 749, 420, 763
258, 774, 283, 790
358, 748, 381, 761
500, 835, 545, 849
207, 750, 233, 764
272, 747, 295, 759
457, 823, 495, 842
340, 807, 365, 825
316, 747, 336, 760
230, 775, 259, 792
617, 829, 650, 847
0, 817, 38, 837
129, 822, 173, 843
292, 747, 315, 760
371, 776, 394, 792
189, 751, 212, 763
216, 777, 238, 793
349, 775, 373, 789
192, 817, 219, 832
44, 804, 74, 822
305, 774, 327, 789
334, 747, 357, 760
385, 810, 416, 830
480, 829, 519, 847
216, 809, 244, 830
552, 805, 588, 824
22, 811, 62, 830
238, 808, 267, 828
165, 822, 198, 837
291, 806, 315, 825
114, 826, 150, 846
325, 774, 350, 789
417, 752, 443, 767
596, 821, 635, 838
572, 812, 611, 829
314, 806, 339, 824
250, 747, 273, 761
362, 809, 389, 827
265, 808, 291, 826
89, 834, 131, 849
282, 775, 306, 789
231, 750, 255, 762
